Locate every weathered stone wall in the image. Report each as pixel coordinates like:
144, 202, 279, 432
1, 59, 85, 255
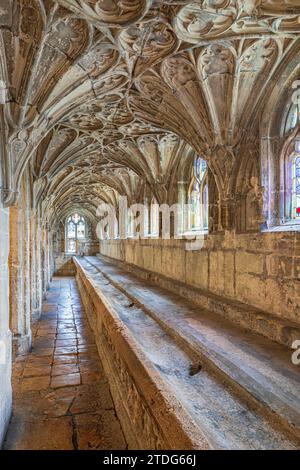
100, 231, 300, 326
0, 203, 12, 447
54, 255, 75, 276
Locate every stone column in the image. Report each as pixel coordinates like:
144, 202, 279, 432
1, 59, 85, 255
30, 209, 39, 321
35, 206, 43, 312
48, 230, 54, 280
42, 224, 51, 296
9, 204, 31, 356
42, 225, 47, 297
22, 182, 31, 347
0, 202, 12, 446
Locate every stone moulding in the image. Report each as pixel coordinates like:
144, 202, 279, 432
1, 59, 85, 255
73, 257, 211, 450
0, 189, 20, 208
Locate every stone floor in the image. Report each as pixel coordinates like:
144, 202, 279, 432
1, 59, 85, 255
3, 277, 127, 450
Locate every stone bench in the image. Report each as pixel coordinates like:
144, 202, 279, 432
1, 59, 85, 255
74, 256, 300, 450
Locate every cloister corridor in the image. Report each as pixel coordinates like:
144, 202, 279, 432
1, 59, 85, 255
1, 0, 300, 456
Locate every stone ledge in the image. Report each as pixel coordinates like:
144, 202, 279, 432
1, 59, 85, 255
74, 257, 211, 450
96, 253, 300, 348
85, 255, 300, 441
74, 257, 300, 449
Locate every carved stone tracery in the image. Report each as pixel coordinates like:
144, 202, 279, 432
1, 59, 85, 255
0, 0, 298, 232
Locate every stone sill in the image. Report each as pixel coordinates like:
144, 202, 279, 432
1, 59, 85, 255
102, 230, 209, 241
182, 229, 209, 236
262, 223, 300, 233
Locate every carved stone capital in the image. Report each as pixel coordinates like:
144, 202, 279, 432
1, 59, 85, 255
0, 188, 20, 207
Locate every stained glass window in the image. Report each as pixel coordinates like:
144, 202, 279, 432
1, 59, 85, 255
66, 213, 86, 253
67, 221, 76, 238
77, 221, 85, 238
72, 213, 80, 224
292, 154, 300, 219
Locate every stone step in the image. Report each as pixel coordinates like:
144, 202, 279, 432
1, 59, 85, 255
84, 255, 300, 444
77, 257, 300, 449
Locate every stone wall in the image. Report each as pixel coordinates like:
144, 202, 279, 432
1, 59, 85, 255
54, 255, 75, 276
0, 203, 12, 447
100, 231, 300, 326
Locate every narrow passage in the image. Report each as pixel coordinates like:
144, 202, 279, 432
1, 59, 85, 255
4, 277, 127, 450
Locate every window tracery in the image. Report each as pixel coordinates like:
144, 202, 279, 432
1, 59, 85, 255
187, 157, 208, 232
66, 213, 86, 253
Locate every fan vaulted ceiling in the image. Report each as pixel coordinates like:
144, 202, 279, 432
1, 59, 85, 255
1, 0, 300, 224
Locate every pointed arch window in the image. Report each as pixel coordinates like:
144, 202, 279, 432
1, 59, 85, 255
292, 145, 300, 220
150, 197, 159, 236
264, 99, 300, 231
278, 136, 300, 227
66, 213, 86, 253
187, 156, 208, 231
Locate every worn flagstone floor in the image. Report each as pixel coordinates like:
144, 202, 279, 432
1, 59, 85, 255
4, 277, 127, 450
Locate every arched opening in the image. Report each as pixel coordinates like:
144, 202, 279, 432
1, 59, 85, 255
150, 197, 159, 236
65, 213, 86, 254
292, 148, 300, 220
187, 156, 208, 233
281, 136, 300, 224
262, 88, 300, 230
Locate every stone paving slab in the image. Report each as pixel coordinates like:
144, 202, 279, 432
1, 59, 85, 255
3, 277, 127, 451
